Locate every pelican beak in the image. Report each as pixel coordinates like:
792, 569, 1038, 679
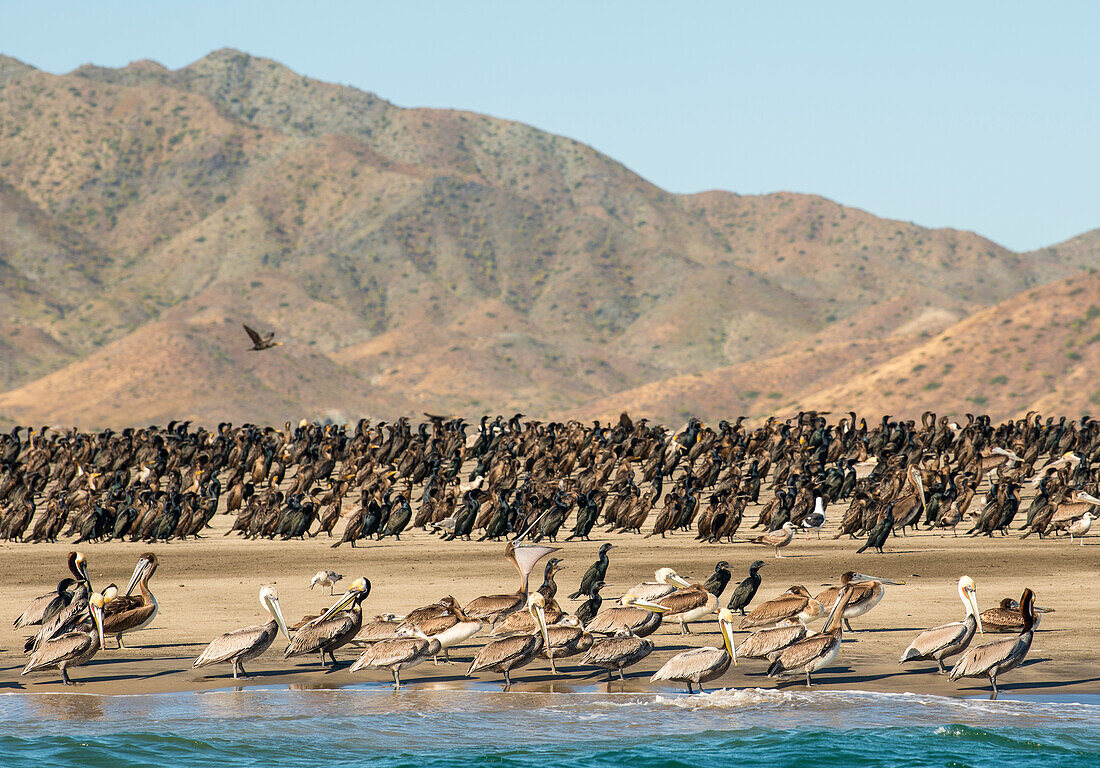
531, 602, 551, 660
90, 595, 106, 648
634, 598, 671, 614
125, 558, 150, 597
719, 610, 737, 666
1079, 492, 1100, 506
268, 595, 292, 641
669, 574, 692, 588
1035, 606, 1055, 614
75, 553, 91, 587
855, 574, 905, 585
967, 589, 983, 634
315, 588, 359, 623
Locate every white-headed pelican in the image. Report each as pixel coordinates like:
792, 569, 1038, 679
194, 584, 291, 679
900, 576, 982, 672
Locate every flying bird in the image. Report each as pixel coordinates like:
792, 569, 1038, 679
243, 323, 280, 351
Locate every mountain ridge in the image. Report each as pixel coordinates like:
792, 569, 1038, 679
0, 50, 1096, 427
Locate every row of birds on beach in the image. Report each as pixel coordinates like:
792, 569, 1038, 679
0, 409, 1098, 551
13, 543, 1044, 699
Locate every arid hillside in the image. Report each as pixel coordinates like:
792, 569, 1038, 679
0, 50, 1096, 427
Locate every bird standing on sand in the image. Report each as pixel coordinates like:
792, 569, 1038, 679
900, 575, 982, 672
949, 588, 1038, 699
727, 560, 766, 615
651, 608, 738, 693
748, 522, 794, 558
193, 584, 292, 680
243, 323, 280, 351
569, 543, 614, 599
310, 570, 343, 595
858, 507, 895, 554
22, 591, 107, 686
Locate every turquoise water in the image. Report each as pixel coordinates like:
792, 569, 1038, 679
2, 688, 1097, 767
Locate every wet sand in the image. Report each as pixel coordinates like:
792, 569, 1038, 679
2, 512, 1097, 698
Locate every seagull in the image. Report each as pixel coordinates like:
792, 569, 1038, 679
310, 570, 343, 595
243, 323, 280, 351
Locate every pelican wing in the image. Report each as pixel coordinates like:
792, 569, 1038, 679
104, 595, 143, 617
902, 621, 968, 660
468, 634, 539, 673
651, 646, 725, 681
656, 588, 709, 615
285, 613, 355, 656
773, 634, 836, 673
358, 620, 402, 642
194, 623, 273, 667
627, 583, 675, 601
736, 624, 807, 658
405, 614, 458, 636
349, 637, 430, 671
740, 594, 807, 628
978, 608, 1023, 633
949, 636, 1025, 679
23, 631, 94, 673
581, 636, 650, 666
463, 594, 523, 621
586, 606, 647, 635
103, 601, 156, 634
544, 624, 584, 648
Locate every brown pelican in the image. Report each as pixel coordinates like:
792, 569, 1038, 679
651, 608, 737, 693
464, 542, 559, 623
900, 576, 983, 672
193, 584, 291, 679
467, 592, 552, 687
949, 588, 1037, 699
586, 594, 670, 637
401, 596, 483, 662
814, 571, 904, 631
581, 629, 655, 682
979, 598, 1053, 633
736, 619, 808, 660
739, 586, 822, 629
626, 568, 692, 601
21, 591, 106, 685
285, 577, 370, 666
540, 616, 594, 667
748, 522, 795, 557
766, 576, 868, 686
310, 570, 343, 595
349, 628, 442, 689
102, 552, 159, 648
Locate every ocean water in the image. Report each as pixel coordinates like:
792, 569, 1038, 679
1, 687, 1097, 768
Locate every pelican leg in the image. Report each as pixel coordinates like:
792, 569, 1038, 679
989, 673, 999, 701
61, 667, 74, 686
116, 634, 127, 649
393, 669, 402, 691
618, 666, 625, 682
805, 670, 812, 688
685, 682, 694, 694
775, 548, 783, 558
503, 669, 512, 690
936, 657, 947, 674
444, 648, 451, 662
548, 654, 558, 675
844, 619, 854, 632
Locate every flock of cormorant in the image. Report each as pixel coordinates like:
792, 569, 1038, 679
0, 410, 1096, 548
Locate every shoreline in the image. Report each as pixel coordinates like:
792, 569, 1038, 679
4, 516, 1098, 699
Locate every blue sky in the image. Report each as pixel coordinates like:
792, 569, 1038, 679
2, 1, 1096, 251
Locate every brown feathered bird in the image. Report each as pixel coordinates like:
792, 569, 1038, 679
243, 324, 280, 351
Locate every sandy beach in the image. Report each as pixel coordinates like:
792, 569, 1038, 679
2, 511, 1097, 698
